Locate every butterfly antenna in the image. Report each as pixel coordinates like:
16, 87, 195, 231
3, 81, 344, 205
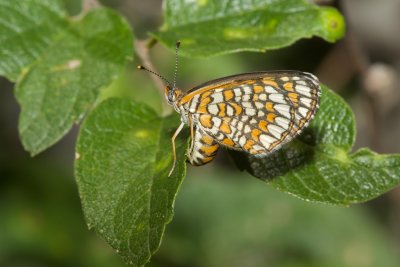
172, 41, 181, 89
137, 65, 172, 87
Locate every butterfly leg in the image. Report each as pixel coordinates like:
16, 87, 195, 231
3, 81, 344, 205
168, 122, 185, 177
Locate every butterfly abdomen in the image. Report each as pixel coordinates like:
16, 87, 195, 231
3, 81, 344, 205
187, 127, 220, 166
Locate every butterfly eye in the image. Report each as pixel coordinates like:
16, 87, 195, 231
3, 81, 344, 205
168, 89, 175, 102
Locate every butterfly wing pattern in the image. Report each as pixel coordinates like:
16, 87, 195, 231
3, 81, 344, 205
179, 71, 321, 166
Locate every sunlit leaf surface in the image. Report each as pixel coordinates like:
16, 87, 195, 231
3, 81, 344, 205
153, 0, 345, 57
0, 0, 133, 154
75, 98, 188, 266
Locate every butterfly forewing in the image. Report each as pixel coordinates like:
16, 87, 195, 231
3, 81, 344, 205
180, 71, 320, 157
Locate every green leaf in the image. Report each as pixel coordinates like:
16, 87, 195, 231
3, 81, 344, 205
153, 0, 345, 58
231, 86, 400, 205
0, 0, 67, 81
0, 0, 133, 155
75, 98, 188, 266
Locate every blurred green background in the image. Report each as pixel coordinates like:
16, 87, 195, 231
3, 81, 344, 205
1, 0, 400, 266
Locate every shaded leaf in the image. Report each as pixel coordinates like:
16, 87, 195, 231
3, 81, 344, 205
153, 0, 345, 58
75, 98, 188, 266
231, 86, 400, 205
0, 0, 133, 154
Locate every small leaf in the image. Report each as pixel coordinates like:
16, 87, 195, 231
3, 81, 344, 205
153, 0, 345, 58
0, 0, 133, 155
231, 86, 400, 205
75, 98, 188, 266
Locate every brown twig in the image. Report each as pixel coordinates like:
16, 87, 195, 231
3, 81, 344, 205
83, 0, 101, 12
134, 39, 172, 114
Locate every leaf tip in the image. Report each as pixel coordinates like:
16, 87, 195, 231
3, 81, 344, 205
319, 8, 346, 42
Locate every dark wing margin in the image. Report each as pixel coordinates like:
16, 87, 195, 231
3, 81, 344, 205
187, 70, 313, 93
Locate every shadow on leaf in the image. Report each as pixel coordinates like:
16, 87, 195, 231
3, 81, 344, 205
230, 128, 318, 181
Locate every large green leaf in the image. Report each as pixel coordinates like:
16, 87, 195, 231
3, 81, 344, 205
75, 98, 188, 266
231, 86, 400, 205
153, 0, 345, 58
0, 0, 133, 155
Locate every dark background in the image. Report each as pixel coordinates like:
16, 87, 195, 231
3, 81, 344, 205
1, 0, 400, 266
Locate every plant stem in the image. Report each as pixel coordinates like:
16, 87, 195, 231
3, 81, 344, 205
134, 40, 172, 115
83, 0, 101, 11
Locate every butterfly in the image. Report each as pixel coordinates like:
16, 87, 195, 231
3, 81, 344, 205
138, 42, 321, 176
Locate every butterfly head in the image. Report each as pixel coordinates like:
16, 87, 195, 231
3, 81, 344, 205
138, 41, 183, 106
166, 85, 182, 104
